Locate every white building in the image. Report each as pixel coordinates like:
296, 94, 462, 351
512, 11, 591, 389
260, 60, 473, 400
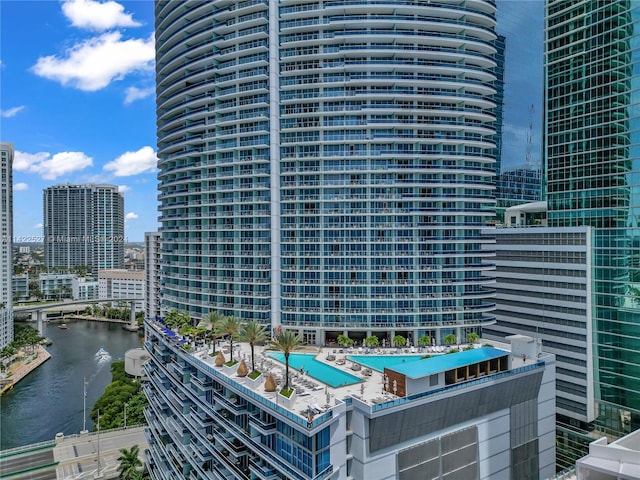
144, 232, 160, 321
482, 225, 595, 469
575, 429, 640, 480
12, 274, 29, 303
99, 269, 144, 311
144, 318, 556, 480
72, 277, 99, 301
39, 273, 75, 300
0, 143, 13, 349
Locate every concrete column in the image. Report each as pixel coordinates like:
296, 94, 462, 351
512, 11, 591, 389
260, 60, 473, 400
37, 310, 44, 334
129, 301, 137, 329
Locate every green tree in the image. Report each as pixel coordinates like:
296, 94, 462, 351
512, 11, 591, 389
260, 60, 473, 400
364, 335, 379, 348
444, 334, 457, 346
393, 335, 406, 347
418, 335, 431, 347
117, 444, 143, 480
268, 330, 303, 391
215, 315, 241, 363
336, 334, 353, 348
203, 311, 225, 353
467, 332, 480, 344
91, 361, 147, 429
241, 320, 268, 373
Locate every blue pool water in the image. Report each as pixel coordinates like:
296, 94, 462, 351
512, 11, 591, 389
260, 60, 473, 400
268, 352, 361, 388
347, 354, 426, 372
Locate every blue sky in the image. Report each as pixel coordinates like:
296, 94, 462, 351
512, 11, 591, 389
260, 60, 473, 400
1, 0, 543, 242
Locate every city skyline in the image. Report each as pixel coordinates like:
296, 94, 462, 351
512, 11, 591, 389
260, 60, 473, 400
0, 0, 543, 241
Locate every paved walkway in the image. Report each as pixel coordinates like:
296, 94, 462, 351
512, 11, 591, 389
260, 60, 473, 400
0, 346, 51, 395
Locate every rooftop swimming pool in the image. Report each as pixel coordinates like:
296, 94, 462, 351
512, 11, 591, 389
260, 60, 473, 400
347, 354, 426, 372
268, 352, 361, 388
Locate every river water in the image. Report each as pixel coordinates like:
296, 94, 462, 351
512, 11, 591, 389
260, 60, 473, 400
0, 320, 142, 450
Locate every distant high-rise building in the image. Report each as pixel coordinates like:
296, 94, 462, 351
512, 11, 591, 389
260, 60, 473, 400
155, 0, 501, 346
0, 143, 13, 349
144, 231, 161, 321
495, 168, 542, 223
545, 0, 640, 446
43, 184, 124, 275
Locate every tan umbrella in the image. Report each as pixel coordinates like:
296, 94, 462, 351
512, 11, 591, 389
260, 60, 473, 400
214, 351, 225, 367
236, 360, 248, 377
264, 372, 277, 392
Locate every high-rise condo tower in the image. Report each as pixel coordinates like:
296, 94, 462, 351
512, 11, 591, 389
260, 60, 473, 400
156, 0, 500, 346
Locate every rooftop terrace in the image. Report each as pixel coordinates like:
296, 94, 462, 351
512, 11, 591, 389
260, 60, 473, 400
147, 321, 546, 426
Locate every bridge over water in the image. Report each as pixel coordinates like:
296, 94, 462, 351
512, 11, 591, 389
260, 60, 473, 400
14, 298, 142, 334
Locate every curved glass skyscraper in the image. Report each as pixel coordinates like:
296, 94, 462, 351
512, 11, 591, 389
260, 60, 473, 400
156, 0, 498, 345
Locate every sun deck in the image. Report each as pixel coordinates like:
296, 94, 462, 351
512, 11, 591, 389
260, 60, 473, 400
148, 321, 541, 426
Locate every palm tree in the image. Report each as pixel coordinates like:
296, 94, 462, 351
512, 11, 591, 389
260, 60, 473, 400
467, 332, 480, 345
215, 315, 241, 363
336, 334, 353, 348
364, 335, 379, 348
418, 335, 431, 347
117, 444, 143, 480
241, 320, 268, 373
444, 334, 457, 346
202, 311, 224, 353
268, 330, 303, 391
393, 335, 406, 348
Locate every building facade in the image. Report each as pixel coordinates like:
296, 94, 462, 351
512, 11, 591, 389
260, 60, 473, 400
98, 269, 145, 311
145, 232, 161, 321
0, 143, 13, 349
545, 0, 640, 439
12, 274, 29, 303
495, 168, 542, 224
482, 225, 595, 468
39, 273, 75, 300
144, 318, 555, 480
43, 184, 125, 275
155, 0, 500, 345
72, 277, 99, 301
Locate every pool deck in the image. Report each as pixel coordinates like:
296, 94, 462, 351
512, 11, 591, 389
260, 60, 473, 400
190, 341, 505, 421
152, 321, 527, 425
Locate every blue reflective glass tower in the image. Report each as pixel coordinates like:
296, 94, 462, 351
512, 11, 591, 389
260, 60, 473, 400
545, 0, 640, 446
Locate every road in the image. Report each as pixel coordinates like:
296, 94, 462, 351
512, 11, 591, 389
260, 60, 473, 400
0, 426, 147, 480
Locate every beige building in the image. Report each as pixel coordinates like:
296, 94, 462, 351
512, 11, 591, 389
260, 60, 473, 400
98, 269, 144, 311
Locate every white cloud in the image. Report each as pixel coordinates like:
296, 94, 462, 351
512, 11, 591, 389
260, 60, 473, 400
1, 106, 25, 118
34, 223, 43, 229
31, 31, 154, 91
124, 86, 154, 104
14, 150, 93, 180
118, 185, 131, 193
125, 212, 138, 220
13, 182, 29, 191
103, 146, 157, 176
62, 0, 141, 31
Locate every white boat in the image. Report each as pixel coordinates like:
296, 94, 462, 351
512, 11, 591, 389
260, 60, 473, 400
96, 347, 109, 359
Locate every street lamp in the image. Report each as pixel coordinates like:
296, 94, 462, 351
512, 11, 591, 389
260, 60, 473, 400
123, 402, 128, 429
97, 409, 101, 478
